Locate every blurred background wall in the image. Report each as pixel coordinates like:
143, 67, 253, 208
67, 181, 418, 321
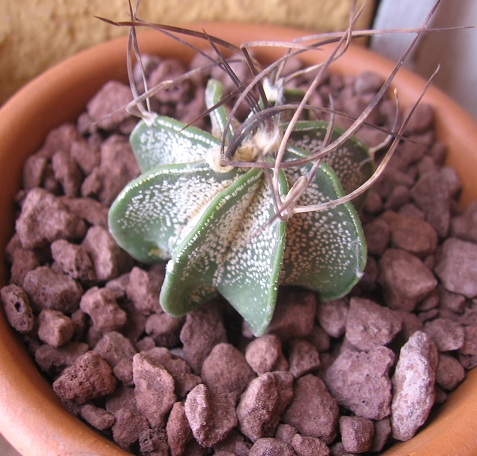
0, 0, 375, 105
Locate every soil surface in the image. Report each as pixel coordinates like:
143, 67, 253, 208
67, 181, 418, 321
2, 54, 477, 455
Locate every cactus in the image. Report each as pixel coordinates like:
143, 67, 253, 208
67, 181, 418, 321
109, 73, 374, 335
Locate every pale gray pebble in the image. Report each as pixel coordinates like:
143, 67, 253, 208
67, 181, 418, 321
185, 383, 238, 448
435, 238, 477, 298
391, 331, 438, 441
237, 371, 294, 442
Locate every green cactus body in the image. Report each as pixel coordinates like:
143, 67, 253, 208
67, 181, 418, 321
109, 79, 372, 336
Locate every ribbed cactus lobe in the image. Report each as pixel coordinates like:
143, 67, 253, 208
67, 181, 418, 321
161, 168, 288, 336
109, 79, 371, 336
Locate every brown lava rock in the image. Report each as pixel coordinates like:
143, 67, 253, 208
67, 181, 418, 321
283, 374, 339, 444
132, 352, 176, 428
202, 342, 256, 397
325, 347, 394, 420
378, 248, 437, 311
0, 284, 35, 334
184, 383, 238, 447
3, 56, 477, 456
345, 296, 402, 350
179, 302, 228, 373
339, 416, 375, 453
237, 371, 294, 442
53, 351, 116, 404
16, 188, 87, 249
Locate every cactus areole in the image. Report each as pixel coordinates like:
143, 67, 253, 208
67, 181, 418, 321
109, 77, 373, 336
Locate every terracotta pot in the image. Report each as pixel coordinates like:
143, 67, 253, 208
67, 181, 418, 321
1, 22, 477, 456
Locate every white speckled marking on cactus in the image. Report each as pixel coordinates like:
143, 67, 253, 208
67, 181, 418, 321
131, 116, 220, 172
289, 121, 373, 199
108, 80, 370, 336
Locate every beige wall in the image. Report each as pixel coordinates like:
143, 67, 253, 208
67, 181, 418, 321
1, 0, 374, 105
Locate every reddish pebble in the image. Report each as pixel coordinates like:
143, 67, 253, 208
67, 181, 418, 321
52, 351, 116, 404
345, 297, 402, 350
202, 343, 256, 397
80, 287, 127, 333
325, 347, 394, 420
23, 265, 83, 313
132, 352, 176, 428
0, 284, 35, 333
291, 433, 330, 456
185, 383, 238, 447
339, 416, 375, 453
38, 309, 75, 347
245, 334, 289, 374
283, 374, 339, 444
237, 371, 294, 442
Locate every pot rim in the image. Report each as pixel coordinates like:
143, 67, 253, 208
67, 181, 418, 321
1, 22, 477, 456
